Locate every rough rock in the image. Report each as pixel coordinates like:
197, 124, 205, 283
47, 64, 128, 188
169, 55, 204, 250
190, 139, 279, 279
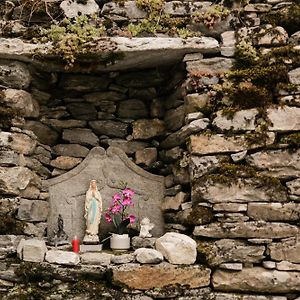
192, 178, 287, 204
231, 150, 247, 162
189, 155, 229, 180
247, 149, 300, 179
43, 119, 87, 129
219, 263, 243, 271
189, 133, 275, 155
0, 166, 40, 196
161, 192, 188, 211
60, 0, 99, 18
132, 119, 165, 139
45, 250, 80, 266
24, 121, 59, 146
89, 120, 128, 138
263, 261, 276, 269
67, 102, 97, 120
184, 93, 209, 114
212, 109, 257, 131
287, 178, 300, 196
131, 237, 156, 250
63, 128, 99, 146
186, 57, 233, 74
112, 263, 211, 290
111, 254, 135, 264
0, 61, 31, 89
3, 89, 39, 118
247, 202, 300, 221
212, 267, 300, 293
53, 144, 89, 158
19, 239, 47, 262
276, 261, 300, 271
185, 112, 204, 124
213, 203, 248, 212
164, 105, 185, 131
80, 252, 112, 266
135, 148, 157, 166
244, 3, 272, 12
17, 199, 49, 222
268, 238, 300, 263
161, 119, 209, 149
288, 67, 300, 85
117, 99, 148, 119
101, 139, 149, 155
155, 232, 197, 264
194, 222, 299, 239
197, 239, 265, 267
23, 222, 47, 238
0, 150, 19, 166
50, 156, 82, 170
102, 1, 146, 19
134, 248, 164, 264
267, 106, 300, 131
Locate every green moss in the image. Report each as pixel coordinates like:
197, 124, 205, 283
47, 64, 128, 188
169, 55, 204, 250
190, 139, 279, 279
281, 133, 300, 147
262, 3, 300, 34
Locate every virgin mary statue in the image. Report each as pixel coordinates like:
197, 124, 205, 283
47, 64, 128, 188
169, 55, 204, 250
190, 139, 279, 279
83, 180, 102, 242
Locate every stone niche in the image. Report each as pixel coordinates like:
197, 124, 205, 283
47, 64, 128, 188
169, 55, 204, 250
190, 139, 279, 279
45, 146, 165, 241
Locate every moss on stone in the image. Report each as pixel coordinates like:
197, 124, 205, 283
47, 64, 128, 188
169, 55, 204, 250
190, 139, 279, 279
281, 133, 300, 147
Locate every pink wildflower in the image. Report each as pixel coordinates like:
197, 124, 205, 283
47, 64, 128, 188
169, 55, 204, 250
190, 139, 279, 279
122, 197, 133, 206
112, 193, 121, 203
105, 213, 112, 223
122, 188, 135, 198
128, 214, 136, 224
111, 205, 122, 214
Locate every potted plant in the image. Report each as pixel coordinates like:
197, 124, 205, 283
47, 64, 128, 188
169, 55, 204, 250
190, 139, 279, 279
104, 187, 136, 250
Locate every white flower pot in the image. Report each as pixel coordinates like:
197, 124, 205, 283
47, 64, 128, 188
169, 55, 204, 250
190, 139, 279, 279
110, 233, 130, 250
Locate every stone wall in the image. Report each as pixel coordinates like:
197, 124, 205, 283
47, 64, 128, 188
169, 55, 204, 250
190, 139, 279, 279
0, 0, 300, 299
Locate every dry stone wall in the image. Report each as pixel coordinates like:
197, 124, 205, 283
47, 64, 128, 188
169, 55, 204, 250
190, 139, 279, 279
0, 0, 300, 299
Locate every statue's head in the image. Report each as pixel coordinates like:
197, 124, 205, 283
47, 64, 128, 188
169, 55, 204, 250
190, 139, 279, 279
90, 180, 97, 189
141, 217, 150, 225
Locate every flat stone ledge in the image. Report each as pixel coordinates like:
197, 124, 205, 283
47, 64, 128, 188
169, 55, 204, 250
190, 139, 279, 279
0, 37, 219, 72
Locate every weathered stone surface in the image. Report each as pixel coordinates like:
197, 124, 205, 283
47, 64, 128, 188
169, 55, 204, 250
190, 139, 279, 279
164, 105, 185, 131
0, 61, 31, 89
163, 147, 183, 162
50, 156, 82, 170
0, 166, 40, 196
263, 261, 276, 269
197, 239, 265, 267
3, 89, 39, 118
84, 91, 126, 103
244, 3, 272, 12
89, 120, 128, 138
194, 222, 299, 239
221, 31, 236, 47
213, 109, 257, 131
102, 139, 149, 155
155, 232, 197, 264
0, 235, 24, 256
63, 128, 99, 146
248, 239, 272, 245
67, 102, 97, 120
0, 37, 219, 72
111, 253, 135, 264
267, 106, 300, 131
185, 112, 204, 124
248, 202, 300, 221
131, 237, 156, 250
161, 119, 209, 149
192, 178, 287, 204
189, 133, 275, 155
288, 67, 300, 85
45, 250, 80, 266
112, 263, 211, 290
53, 144, 89, 158
212, 267, 300, 293
276, 261, 300, 271
81, 252, 112, 266
287, 178, 300, 196
0, 150, 19, 166
213, 203, 248, 212
186, 58, 233, 74
134, 248, 163, 264
247, 149, 300, 179
185, 93, 209, 114
46, 147, 165, 240
132, 119, 165, 140
135, 148, 157, 166
43, 119, 87, 129
102, 1, 146, 19
19, 239, 47, 262
219, 263, 243, 271
231, 150, 247, 163
189, 155, 229, 180
161, 192, 188, 211
268, 238, 300, 263
23, 222, 47, 238
117, 99, 148, 119
60, 0, 99, 18
177, 204, 213, 226
17, 199, 49, 222
24, 121, 59, 146
60, 74, 111, 92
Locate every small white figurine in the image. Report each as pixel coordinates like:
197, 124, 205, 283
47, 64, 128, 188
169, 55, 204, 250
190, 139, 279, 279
139, 217, 154, 238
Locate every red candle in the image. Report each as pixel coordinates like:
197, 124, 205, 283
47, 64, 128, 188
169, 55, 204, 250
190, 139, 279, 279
72, 236, 80, 253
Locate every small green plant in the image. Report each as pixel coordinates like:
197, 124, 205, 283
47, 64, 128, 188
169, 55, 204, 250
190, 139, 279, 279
39, 15, 106, 68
